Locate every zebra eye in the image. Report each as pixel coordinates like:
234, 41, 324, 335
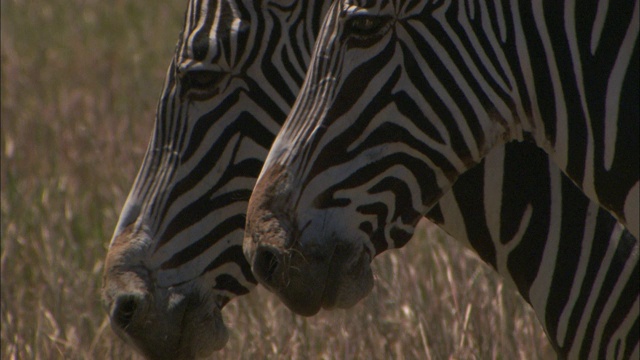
182, 70, 222, 91
345, 15, 389, 37
179, 69, 225, 100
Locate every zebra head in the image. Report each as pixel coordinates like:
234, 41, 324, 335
244, 0, 639, 315
244, 0, 461, 316
102, 0, 329, 358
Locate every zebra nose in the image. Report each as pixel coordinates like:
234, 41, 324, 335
252, 245, 285, 290
111, 293, 142, 330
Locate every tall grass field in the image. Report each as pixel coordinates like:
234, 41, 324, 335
1, 0, 553, 358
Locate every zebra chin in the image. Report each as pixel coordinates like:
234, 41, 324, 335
246, 239, 375, 316
102, 225, 229, 359
244, 181, 375, 315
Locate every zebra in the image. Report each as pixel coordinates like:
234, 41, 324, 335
101, 0, 635, 358
102, 1, 332, 358
244, 0, 639, 358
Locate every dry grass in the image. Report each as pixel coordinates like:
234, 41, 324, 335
1, 0, 552, 358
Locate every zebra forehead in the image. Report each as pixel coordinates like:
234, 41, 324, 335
177, 0, 251, 63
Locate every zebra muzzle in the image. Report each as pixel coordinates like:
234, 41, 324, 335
252, 244, 286, 291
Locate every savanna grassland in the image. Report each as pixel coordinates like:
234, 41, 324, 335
1, 0, 552, 358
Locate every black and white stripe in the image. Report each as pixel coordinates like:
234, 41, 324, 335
430, 141, 638, 359
262, 0, 638, 238
103, 1, 332, 357
109, 0, 332, 302
246, 0, 639, 358
104, 0, 637, 358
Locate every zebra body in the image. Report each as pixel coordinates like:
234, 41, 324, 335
245, 0, 639, 358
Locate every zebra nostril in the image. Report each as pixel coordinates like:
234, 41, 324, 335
112, 294, 140, 329
253, 245, 283, 289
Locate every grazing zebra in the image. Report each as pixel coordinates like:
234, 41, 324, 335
102, 1, 332, 358
101, 0, 635, 358
245, 0, 639, 358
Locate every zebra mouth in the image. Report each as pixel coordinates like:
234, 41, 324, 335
103, 268, 229, 360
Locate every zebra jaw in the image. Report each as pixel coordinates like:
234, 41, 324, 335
244, 165, 374, 316
102, 224, 228, 360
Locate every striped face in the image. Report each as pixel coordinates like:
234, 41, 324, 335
244, 0, 639, 316
102, 1, 329, 358
244, 0, 489, 315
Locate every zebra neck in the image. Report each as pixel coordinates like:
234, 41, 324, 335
453, 0, 638, 235
427, 142, 638, 357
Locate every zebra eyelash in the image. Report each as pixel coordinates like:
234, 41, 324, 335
179, 69, 225, 100
181, 70, 223, 91
344, 15, 393, 39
